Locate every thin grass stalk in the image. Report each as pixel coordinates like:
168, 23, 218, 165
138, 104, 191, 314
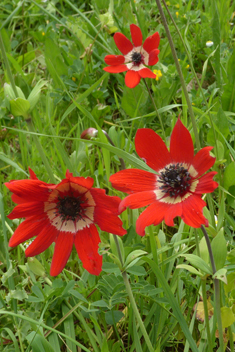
0, 310, 91, 352
0, 1, 25, 31
112, 235, 155, 352
161, 0, 222, 194
143, 78, 166, 142
0, 194, 25, 352
0, 32, 18, 97
0, 28, 56, 184
26, 119, 56, 183
155, 0, 200, 151
200, 225, 223, 352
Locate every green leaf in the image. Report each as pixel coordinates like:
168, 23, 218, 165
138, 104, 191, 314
213, 268, 227, 284
220, 307, 235, 329
1, 262, 15, 285
124, 249, 147, 268
62, 304, 77, 352
101, 338, 109, 352
121, 84, 148, 117
6, 289, 28, 303
27, 257, 46, 277
4, 83, 26, 100
126, 265, 147, 276
211, 228, 227, 270
180, 254, 213, 275
105, 310, 124, 325
176, 264, 204, 277
142, 257, 199, 352
28, 80, 47, 111
224, 162, 235, 190
30, 334, 55, 352
2, 328, 20, 352
10, 97, 30, 118
0, 153, 28, 175
199, 237, 209, 265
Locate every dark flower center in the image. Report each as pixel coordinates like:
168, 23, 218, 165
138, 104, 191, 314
57, 196, 85, 221
132, 52, 142, 65
158, 163, 192, 197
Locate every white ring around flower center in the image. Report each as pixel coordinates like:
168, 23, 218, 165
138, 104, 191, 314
154, 162, 199, 204
44, 184, 95, 233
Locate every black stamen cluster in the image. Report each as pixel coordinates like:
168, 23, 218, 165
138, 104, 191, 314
158, 163, 191, 197
132, 52, 142, 65
57, 195, 86, 221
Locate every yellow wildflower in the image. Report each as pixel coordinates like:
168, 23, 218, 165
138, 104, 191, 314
42, 32, 45, 36
186, 64, 190, 69
153, 69, 163, 81
176, 11, 179, 18
72, 77, 76, 82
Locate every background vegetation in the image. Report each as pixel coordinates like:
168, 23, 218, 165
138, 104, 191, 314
1, 0, 235, 351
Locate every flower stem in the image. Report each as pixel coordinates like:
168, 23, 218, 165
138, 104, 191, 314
200, 225, 223, 352
113, 235, 155, 352
201, 279, 213, 352
155, 0, 200, 151
143, 78, 166, 142
194, 230, 213, 350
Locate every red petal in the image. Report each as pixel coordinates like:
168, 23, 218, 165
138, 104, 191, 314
9, 217, 47, 247
125, 70, 141, 88
192, 146, 216, 177
74, 224, 102, 275
119, 191, 157, 212
104, 55, 125, 65
25, 222, 58, 257
138, 68, 156, 78
110, 169, 157, 193
5, 179, 50, 203
28, 167, 38, 180
135, 129, 171, 172
114, 32, 133, 55
164, 202, 182, 226
89, 188, 121, 214
65, 170, 73, 178
103, 65, 128, 73
181, 195, 207, 228
136, 202, 170, 236
94, 207, 126, 235
143, 32, 160, 53
194, 172, 218, 194
130, 24, 142, 47
7, 202, 45, 220
64, 174, 94, 189
170, 119, 194, 164
148, 49, 160, 66
50, 232, 74, 276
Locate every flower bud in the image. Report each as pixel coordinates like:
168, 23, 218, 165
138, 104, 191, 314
81, 128, 98, 140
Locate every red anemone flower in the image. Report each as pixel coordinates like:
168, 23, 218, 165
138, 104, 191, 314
104, 24, 160, 88
5, 169, 126, 276
110, 119, 218, 236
